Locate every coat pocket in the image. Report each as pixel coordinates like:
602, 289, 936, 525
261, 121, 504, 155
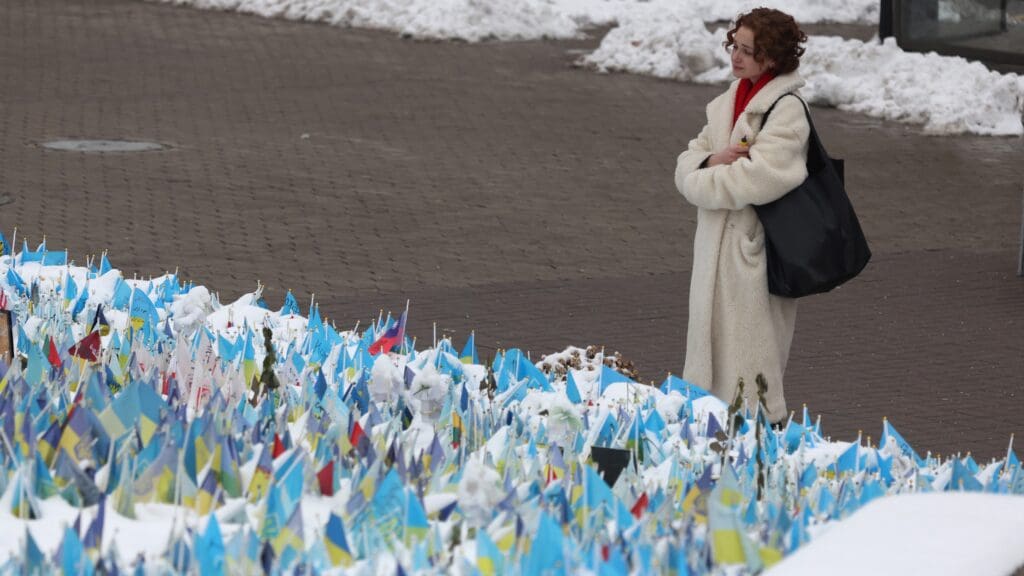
739, 231, 765, 267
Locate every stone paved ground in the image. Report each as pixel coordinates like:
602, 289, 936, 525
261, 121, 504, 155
1, 0, 1022, 459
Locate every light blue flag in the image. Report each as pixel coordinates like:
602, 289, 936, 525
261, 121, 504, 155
599, 364, 633, 395
565, 371, 582, 404
307, 303, 321, 332
71, 284, 89, 321
476, 529, 503, 575
523, 512, 565, 576
583, 465, 616, 515
814, 484, 835, 518
405, 488, 429, 538
20, 240, 45, 263
369, 469, 405, 541
645, 409, 666, 436
99, 253, 112, 275
59, 524, 89, 576
218, 334, 240, 362
42, 249, 68, 266
949, 458, 983, 492
859, 479, 885, 505
460, 332, 478, 364
799, 462, 817, 491
882, 419, 923, 465
64, 273, 78, 303
24, 340, 47, 386
0, 229, 8, 256
659, 374, 709, 399
130, 288, 159, 332
197, 514, 226, 576
835, 442, 859, 475
24, 527, 45, 572
6, 267, 28, 296
279, 290, 300, 316
783, 421, 810, 453
111, 279, 131, 310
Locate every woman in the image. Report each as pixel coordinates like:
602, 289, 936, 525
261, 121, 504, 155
675, 8, 809, 424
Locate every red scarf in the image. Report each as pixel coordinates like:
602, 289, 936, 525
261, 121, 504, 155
732, 72, 775, 128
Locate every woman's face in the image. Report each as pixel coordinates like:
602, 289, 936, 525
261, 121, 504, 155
730, 26, 774, 83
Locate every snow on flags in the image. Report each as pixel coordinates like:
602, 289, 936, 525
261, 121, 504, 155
369, 307, 407, 356
4, 241, 1024, 575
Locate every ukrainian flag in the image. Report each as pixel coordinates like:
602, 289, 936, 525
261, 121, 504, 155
324, 514, 353, 567
247, 445, 274, 502
272, 502, 305, 556
476, 529, 503, 576
460, 332, 478, 365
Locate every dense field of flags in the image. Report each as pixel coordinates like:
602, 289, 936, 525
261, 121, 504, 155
0, 235, 1022, 575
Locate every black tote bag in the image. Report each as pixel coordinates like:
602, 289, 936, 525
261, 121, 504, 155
754, 94, 871, 298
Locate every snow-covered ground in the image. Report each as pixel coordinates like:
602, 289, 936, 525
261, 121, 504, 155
767, 493, 1024, 576
1, 245, 1024, 574
149, 0, 880, 40
147, 0, 1024, 136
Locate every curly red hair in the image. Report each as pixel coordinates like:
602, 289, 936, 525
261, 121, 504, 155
724, 8, 808, 75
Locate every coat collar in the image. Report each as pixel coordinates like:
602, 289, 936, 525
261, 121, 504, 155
732, 71, 806, 116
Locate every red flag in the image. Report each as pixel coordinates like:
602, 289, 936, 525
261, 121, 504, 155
545, 466, 559, 485
350, 421, 365, 448
630, 492, 649, 519
68, 331, 101, 362
317, 461, 335, 496
272, 433, 286, 459
368, 309, 407, 356
48, 337, 62, 368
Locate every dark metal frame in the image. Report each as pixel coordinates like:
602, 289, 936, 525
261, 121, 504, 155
1019, 188, 1023, 276
884, 0, 1021, 67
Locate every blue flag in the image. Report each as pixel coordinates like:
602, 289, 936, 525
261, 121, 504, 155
523, 512, 565, 575
659, 374, 709, 399
111, 279, 131, 309
6, 267, 28, 296
99, 253, 112, 275
281, 290, 300, 316
197, 514, 226, 576
130, 288, 160, 333
565, 371, 582, 404
882, 419, 923, 465
460, 332, 478, 365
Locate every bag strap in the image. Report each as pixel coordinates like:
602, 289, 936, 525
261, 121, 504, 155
761, 93, 829, 172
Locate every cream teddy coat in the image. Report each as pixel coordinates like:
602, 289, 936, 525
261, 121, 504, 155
675, 71, 810, 423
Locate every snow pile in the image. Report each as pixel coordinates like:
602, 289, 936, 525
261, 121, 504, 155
151, 0, 879, 42
802, 36, 1024, 136
580, 8, 729, 83
583, 18, 1024, 136
154, 0, 580, 42
768, 493, 1024, 576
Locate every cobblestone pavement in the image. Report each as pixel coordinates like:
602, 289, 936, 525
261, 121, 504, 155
2, 0, 1022, 459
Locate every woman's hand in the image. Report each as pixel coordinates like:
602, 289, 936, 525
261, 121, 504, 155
707, 144, 750, 167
